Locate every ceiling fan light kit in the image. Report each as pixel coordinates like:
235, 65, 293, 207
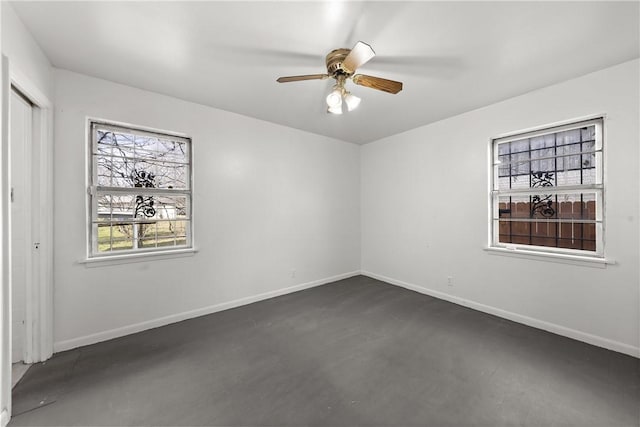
343, 92, 361, 111
326, 84, 343, 109
327, 105, 343, 115
325, 76, 362, 114
277, 41, 403, 114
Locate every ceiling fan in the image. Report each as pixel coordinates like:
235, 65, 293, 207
276, 41, 403, 114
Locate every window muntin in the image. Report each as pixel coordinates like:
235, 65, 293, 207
491, 118, 603, 256
89, 122, 192, 257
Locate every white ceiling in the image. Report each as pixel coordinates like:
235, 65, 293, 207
11, 1, 640, 144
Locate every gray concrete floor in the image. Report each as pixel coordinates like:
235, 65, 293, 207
9, 275, 640, 426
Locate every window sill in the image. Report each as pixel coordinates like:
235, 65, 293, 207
79, 248, 198, 268
484, 247, 614, 268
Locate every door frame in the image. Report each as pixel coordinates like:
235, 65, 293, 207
1, 53, 11, 427
1, 56, 54, 426
9, 64, 54, 365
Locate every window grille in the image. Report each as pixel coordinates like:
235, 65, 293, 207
491, 118, 603, 256
88, 121, 192, 257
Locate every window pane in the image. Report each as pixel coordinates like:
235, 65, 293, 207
496, 124, 599, 190
91, 122, 192, 257
97, 223, 112, 252
94, 194, 188, 222
498, 157, 599, 189
157, 140, 188, 163
97, 224, 134, 252
94, 155, 189, 190
497, 193, 596, 221
96, 130, 117, 146
496, 192, 597, 251
96, 194, 136, 221
496, 219, 597, 251
93, 126, 189, 190
138, 220, 189, 248
493, 120, 601, 254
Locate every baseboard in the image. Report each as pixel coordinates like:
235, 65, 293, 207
54, 270, 361, 353
1, 409, 9, 427
362, 271, 640, 358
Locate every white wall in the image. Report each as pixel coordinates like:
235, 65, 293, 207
361, 59, 640, 356
1, 2, 53, 102
53, 70, 360, 349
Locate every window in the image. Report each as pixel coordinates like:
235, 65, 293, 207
491, 118, 603, 256
88, 121, 192, 257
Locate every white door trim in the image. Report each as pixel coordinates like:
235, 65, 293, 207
1, 54, 12, 427
9, 64, 54, 365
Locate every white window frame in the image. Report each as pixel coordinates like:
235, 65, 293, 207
87, 120, 193, 259
490, 117, 604, 258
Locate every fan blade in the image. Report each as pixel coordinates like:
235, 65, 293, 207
342, 41, 375, 73
352, 74, 403, 94
277, 74, 328, 83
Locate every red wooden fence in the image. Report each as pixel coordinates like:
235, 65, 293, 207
498, 201, 596, 251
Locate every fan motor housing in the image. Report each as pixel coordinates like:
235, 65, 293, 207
326, 48, 353, 76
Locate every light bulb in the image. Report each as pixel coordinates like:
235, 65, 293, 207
344, 92, 361, 111
326, 88, 343, 108
327, 105, 343, 114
